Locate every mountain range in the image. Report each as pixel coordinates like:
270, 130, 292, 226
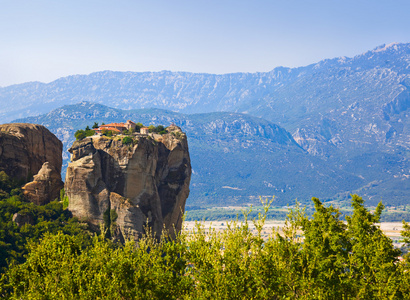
14, 102, 365, 207
4, 42, 410, 206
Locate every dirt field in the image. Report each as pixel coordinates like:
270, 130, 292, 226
183, 221, 405, 241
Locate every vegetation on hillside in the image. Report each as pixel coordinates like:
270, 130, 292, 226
1, 187, 410, 298
0, 172, 90, 276
74, 127, 94, 140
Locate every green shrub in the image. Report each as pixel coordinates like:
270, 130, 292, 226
148, 125, 156, 133
133, 122, 142, 132
146, 124, 166, 134
74, 129, 94, 140
60, 189, 69, 210
156, 125, 165, 132
102, 130, 113, 137
74, 130, 86, 140
2, 195, 410, 299
122, 136, 133, 145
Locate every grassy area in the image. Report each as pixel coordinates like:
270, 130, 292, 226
185, 203, 410, 222
185, 204, 310, 222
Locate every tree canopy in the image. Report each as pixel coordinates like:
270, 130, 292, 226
1, 194, 410, 299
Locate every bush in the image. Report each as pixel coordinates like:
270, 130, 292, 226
156, 125, 165, 132
102, 130, 113, 137
60, 189, 69, 210
145, 124, 166, 134
74, 129, 94, 140
122, 136, 133, 145
135, 123, 143, 131
148, 125, 156, 133
74, 130, 86, 140
2, 195, 410, 299
0, 192, 89, 275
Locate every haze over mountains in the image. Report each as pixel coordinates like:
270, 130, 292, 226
14, 103, 364, 207
4, 42, 410, 206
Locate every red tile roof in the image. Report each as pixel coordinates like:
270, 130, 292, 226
99, 123, 127, 128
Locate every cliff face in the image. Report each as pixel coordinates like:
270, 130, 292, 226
0, 123, 63, 180
0, 123, 63, 204
65, 125, 191, 240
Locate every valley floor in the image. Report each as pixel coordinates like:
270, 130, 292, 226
183, 220, 405, 246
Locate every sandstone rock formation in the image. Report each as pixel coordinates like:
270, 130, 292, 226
0, 123, 63, 204
65, 125, 191, 240
22, 162, 64, 205
0, 123, 62, 180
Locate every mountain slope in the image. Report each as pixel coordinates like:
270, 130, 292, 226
13, 102, 365, 206
1, 43, 409, 125
2, 43, 410, 162
4, 43, 410, 206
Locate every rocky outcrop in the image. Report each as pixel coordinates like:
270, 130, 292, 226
65, 125, 191, 240
12, 212, 35, 227
22, 162, 64, 205
0, 123, 63, 204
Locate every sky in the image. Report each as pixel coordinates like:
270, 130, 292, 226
1, 0, 410, 87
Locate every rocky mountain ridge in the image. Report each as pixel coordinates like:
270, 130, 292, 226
14, 103, 369, 206
0, 43, 409, 124
2, 43, 410, 163
6, 42, 410, 206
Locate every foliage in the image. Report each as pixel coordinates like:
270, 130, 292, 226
122, 136, 133, 145
172, 131, 182, 139
148, 125, 156, 133
0, 230, 191, 299
1, 194, 410, 299
102, 208, 120, 239
102, 129, 113, 137
74, 129, 94, 140
60, 188, 69, 210
135, 122, 143, 131
0, 174, 90, 276
146, 124, 166, 134
0, 172, 21, 199
156, 125, 166, 134
0, 197, 89, 275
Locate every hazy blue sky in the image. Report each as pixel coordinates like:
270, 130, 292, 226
1, 0, 409, 87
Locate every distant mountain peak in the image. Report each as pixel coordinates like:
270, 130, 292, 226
372, 42, 402, 53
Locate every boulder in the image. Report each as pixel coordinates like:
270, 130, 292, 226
12, 212, 35, 227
